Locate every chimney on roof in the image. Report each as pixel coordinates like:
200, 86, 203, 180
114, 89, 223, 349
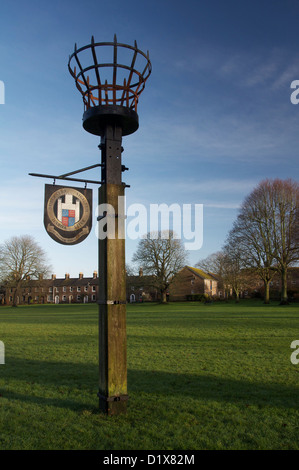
39, 273, 43, 281
52, 274, 56, 280
139, 267, 143, 277
93, 271, 97, 279
65, 273, 70, 280
26, 275, 30, 281
79, 272, 83, 279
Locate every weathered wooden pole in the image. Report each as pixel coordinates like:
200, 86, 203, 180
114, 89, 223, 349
68, 36, 151, 415
97, 124, 128, 414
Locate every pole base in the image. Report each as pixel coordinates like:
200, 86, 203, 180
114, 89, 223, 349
98, 392, 129, 416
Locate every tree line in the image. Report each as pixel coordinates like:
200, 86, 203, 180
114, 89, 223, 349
197, 178, 299, 304
0, 235, 51, 307
131, 178, 298, 304
0, 178, 298, 306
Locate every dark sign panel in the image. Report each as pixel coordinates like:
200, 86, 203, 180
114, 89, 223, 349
44, 184, 92, 245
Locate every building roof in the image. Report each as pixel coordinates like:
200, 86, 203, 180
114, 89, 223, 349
3, 273, 98, 288
186, 266, 217, 280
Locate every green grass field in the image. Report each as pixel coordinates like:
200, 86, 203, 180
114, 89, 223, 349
0, 300, 298, 450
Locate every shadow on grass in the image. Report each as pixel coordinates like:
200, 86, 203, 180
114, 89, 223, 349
0, 357, 298, 412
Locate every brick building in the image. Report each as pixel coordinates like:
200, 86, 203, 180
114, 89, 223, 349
2, 265, 298, 305
3, 271, 99, 305
246, 266, 299, 300
126, 268, 159, 302
169, 266, 218, 301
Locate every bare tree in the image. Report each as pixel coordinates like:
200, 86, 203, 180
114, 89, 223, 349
269, 179, 299, 303
132, 231, 187, 303
0, 235, 51, 306
196, 251, 224, 274
221, 242, 246, 303
229, 179, 299, 304
196, 179, 298, 304
125, 263, 136, 276
227, 204, 277, 304
196, 251, 229, 298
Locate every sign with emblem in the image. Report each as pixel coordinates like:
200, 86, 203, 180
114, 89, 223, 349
44, 184, 92, 245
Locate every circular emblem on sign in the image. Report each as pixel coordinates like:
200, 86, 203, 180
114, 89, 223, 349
47, 187, 91, 232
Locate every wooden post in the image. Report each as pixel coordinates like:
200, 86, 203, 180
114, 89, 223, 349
67, 37, 151, 415
97, 125, 128, 415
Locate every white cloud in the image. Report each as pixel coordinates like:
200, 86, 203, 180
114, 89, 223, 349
271, 61, 299, 90
203, 202, 240, 209
174, 178, 257, 194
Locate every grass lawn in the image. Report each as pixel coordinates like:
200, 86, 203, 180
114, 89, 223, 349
0, 300, 298, 450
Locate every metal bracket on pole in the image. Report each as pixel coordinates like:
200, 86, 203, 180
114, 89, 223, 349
29, 163, 130, 187
97, 393, 129, 403
29, 172, 103, 185
29, 163, 106, 185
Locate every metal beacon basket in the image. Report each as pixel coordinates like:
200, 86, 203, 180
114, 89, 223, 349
68, 35, 152, 136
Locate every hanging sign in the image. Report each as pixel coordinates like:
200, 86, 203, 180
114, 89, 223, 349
44, 184, 92, 245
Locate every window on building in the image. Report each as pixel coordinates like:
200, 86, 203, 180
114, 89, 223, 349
63, 286, 66, 292
70, 286, 73, 292
92, 294, 96, 301
92, 285, 96, 292
77, 295, 81, 302
49, 287, 53, 293
77, 286, 81, 292
84, 285, 88, 292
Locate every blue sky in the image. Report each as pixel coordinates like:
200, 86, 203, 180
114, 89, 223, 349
0, 0, 299, 278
